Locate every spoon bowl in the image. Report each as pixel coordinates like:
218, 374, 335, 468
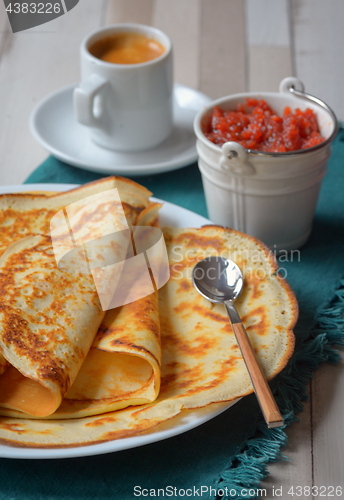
192, 256, 243, 303
192, 256, 284, 429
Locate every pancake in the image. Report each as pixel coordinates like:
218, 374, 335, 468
0, 176, 152, 258
0, 191, 164, 419
0, 235, 104, 417
0, 225, 298, 447
39, 203, 163, 418
0, 177, 153, 418
157, 226, 297, 406
0, 355, 8, 376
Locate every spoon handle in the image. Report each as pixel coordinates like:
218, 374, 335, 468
224, 300, 284, 428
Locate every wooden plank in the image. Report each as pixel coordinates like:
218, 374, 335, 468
246, 0, 291, 47
105, 0, 154, 26
0, 0, 106, 185
312, 362, 344, 492
292, 2, 344, 483
245, 0, 293, 92
248, 46, 293, 92
260, 397, 313, 499
153, 0, 201, 90
106, 0, 201, 88
291, 0, 344, 120
200, 0, 246, 98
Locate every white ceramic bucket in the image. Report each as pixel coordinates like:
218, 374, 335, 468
194, 77, 338, 252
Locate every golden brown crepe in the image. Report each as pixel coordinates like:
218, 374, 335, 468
0, 203, 163, 419
0, 177, 155, 418
0, 177, 151, 258
158, 226, 297, 406
40, 203, 163, 418
0, 235, 104, 417
0, 224, 298, 447
0, 354, 8, 376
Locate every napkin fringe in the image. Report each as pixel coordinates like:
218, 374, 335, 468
211, 279, 344, 499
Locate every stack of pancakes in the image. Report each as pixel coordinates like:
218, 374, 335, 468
0, 177, 297, 447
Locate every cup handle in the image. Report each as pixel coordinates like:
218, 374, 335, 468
220, 142, 256, 176
73, 75, 109, 127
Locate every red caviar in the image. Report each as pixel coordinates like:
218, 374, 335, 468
202, 98, 325, 152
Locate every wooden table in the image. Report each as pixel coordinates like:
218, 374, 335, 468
0, 1, 343, 496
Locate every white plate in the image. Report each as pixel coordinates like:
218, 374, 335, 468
30, 84, 211, 176
0, 184, 235, 460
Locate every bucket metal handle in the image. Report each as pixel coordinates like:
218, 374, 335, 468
279, 76, 305, 94
279, 77, 339, 140
220, 142, 256, 176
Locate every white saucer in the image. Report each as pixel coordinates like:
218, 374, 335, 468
30, 83, 211, 176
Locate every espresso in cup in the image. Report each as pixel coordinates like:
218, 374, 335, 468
89, 32, 165, 65
74, 24, 173, 151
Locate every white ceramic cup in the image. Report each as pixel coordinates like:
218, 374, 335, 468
194, 77, 338, 252
74, 24, 173, 152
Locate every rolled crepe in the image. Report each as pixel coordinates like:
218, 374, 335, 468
0, 355, 8, 376
0, 177, 152, 417
0, 235, 104, 417
50, 203, 163, 418
0, 202, 164, 420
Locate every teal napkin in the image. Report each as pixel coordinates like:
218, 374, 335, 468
1, 133, 343, 500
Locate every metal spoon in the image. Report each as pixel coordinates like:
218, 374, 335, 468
192, 256, 283, 428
